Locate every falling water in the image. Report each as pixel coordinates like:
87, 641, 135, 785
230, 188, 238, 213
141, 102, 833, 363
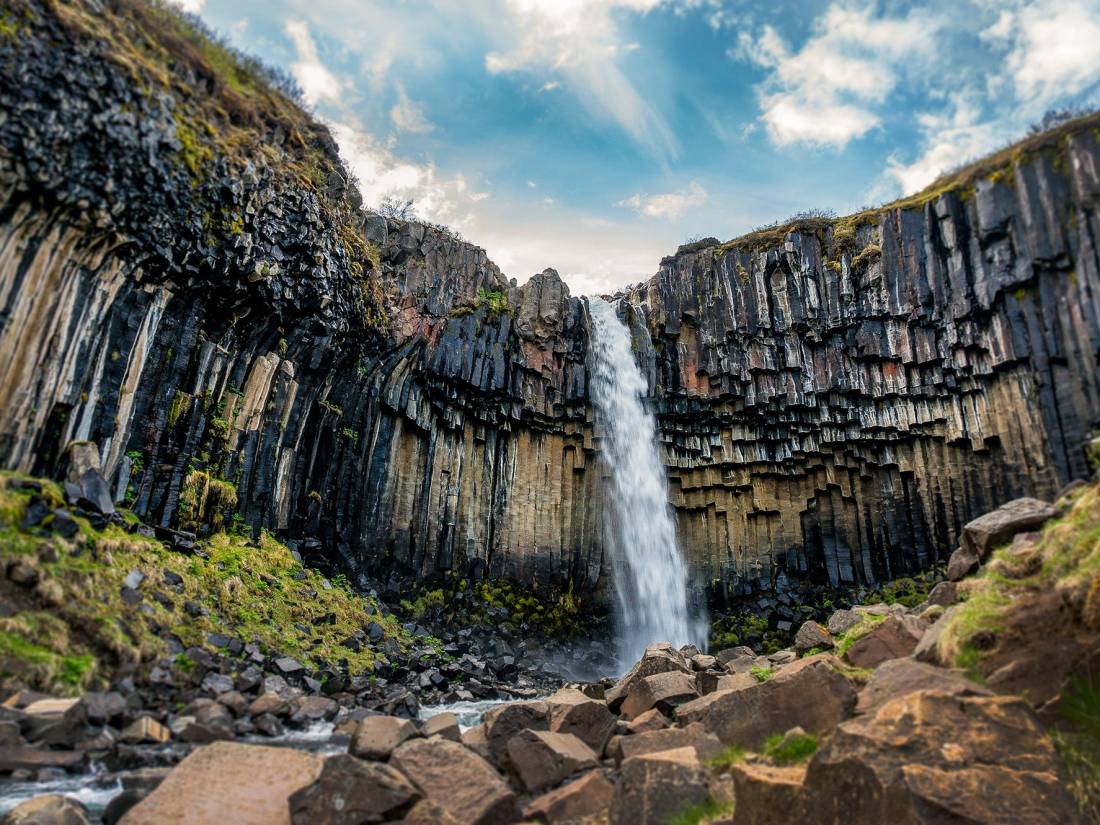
587, 296, 703, 669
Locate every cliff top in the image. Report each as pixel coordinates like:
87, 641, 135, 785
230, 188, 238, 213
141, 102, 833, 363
701, 108, 1100, 260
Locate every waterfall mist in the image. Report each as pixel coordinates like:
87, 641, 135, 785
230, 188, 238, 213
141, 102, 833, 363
587, 296, 706, 670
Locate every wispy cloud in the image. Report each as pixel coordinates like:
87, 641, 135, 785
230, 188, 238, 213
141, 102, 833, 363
732, 3, 941, 149
617, 181, 707, 220
483, 0, 680, 162
285, 20, 342, 105
389, 83, 435, 134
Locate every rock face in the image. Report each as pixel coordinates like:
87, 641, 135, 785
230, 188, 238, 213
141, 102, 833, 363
3, 0, 1100, 604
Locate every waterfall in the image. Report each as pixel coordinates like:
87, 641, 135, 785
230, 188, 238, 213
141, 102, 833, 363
587, 296, 704, 669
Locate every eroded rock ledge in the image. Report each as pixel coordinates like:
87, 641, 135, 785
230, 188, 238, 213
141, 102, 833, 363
1, 0, 1099, 609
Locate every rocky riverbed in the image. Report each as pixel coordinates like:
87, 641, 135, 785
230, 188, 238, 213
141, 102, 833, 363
3, 481, 1099, 823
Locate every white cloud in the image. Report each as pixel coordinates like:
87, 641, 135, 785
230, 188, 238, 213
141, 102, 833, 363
883, 93, 1004, 195
995, 1, 1100, 108
285, 20, 342, 105
389, 84, 436, 134
482, 0, 679, 161
617, 181, 708, 220
331, 122, 486, 232
170, 0, 205, 12
539, 80, 561, 92
733, 3, 941, 148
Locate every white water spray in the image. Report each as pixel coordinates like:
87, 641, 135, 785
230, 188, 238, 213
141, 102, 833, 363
587, 297, 704, 669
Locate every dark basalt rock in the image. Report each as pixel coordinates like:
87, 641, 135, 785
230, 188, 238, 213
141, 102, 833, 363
0, 0, 1099, 620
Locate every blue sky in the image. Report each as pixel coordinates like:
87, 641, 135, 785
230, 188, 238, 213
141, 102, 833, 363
177, 0, 1100, 295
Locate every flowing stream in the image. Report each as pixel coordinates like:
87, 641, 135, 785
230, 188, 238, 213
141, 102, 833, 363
587, 297, 703, 669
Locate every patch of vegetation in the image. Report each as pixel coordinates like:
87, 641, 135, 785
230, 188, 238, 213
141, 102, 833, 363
749, 665, 774, 683
178, 469, 237, 532
707, 744, 747, 771
0, 474, 416, 694
1054, 673, 1100, 820
833, 613, 887, 658
666, 797, 734, 825
763, 731, 818, 765
851, 242, 882, 271
477, 287, 509, 317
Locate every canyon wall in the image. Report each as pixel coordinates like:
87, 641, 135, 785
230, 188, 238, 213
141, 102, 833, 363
2, 0, 1099, 610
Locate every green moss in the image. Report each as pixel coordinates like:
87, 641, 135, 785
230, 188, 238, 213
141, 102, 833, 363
173, 114, 213, 181
167, 389, 191, 427
749, 665, 775, 683
763, 731, 818, 765
707, 744, 746, 770
339, 427, 359, 445
833, 614, 887, 658
178, 470, 238, 532
319, 399, 343, 418
851, 242, 882, 271
666, 797, 734, 825
477, 287, 509, 317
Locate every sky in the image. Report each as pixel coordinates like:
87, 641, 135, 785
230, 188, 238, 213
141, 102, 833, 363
175, 0, 1100, 295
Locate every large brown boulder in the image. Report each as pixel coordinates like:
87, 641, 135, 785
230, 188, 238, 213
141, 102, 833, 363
794, 621, 832, 654
609, 747, 714, 825
728, 763, 806, 825
2, 795, 90, 825
615, 722, 724, 764
844, 615, 927, 669
522, 770, 613, 824
799, 690, 1080, 824
288, 754, 419, 824
120, 742, 322, 825
350, 715, 418, 760
390, 737, 519, 825
619, 671, 698, 720
545, 688, 616, 753
21, 698, 86, 746
481, 701, 549, 769
605, 644, 691, 710
676, 655, 857, 748
961, 498, 1055, 558
856, 658, 990, 714
505, 730, 597, 793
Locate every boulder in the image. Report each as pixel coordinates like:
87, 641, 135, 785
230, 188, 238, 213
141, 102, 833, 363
295, 695, 338, 722
120, 717, 171, 745
481, 700, 549, 768
420, 712, 461, 742
505, 729, 597, 793
397, 800, 462, 825
856, 659, 991, 714
546, 688, 616, 753
844, 615, 928, 669
798, 690, 1079, 824
248, 692, 291, 718
605, 644, 691, 710
690, 654, 717, 671
461, 724, 490, 759
794, 621, 832, 654
946, 546, 980, 581
615, 722, 724, 764
609, 747, 713, 825
350, 716, 418, 761
826, 609, 862, 636
288, 754, 419, 824
0, 747, 87, 773
522, 770, 614, 824
912, 605, 960, 665
625, 708, 668, 735
22, 698, 86, 746
1, 795, 91, 824
676, 655, 857, 748
961, 498, 1055, 558
390, 738, 519, 825
620, 671, 698, 720
926, 581, 957, 607
714, 646, 755, 667
728, 763, 806, 825
82, 692, 126, 726
119, 742, 322, 825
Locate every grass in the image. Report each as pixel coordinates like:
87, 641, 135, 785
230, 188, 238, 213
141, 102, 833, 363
0, 473, 416, 694
707, 744, 747, 771
937, 482, 1100, 667
832, 613, 887, 658
666, 797, 734, 825
1055, 673, 1100, 820
763, 732, 818, 765
749, 665, 775, 683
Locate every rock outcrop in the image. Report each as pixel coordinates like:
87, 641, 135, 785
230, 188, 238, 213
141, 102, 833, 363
2, 0, 1100, 611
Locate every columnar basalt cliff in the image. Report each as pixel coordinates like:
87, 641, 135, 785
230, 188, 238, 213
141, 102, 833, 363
2, 0, 1099, 612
